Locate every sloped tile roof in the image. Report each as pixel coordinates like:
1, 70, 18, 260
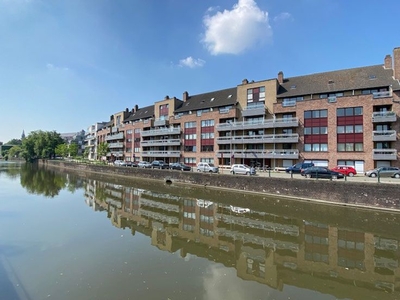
174, 87, 237, 113
277, 65, 400, 98
125, 105, 155, 122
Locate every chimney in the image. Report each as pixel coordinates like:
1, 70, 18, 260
135, 104, 139, 112
125, 108, 129, 113
278, 71, 284, 84
242, 79, 248, 84
165, 95, 169, 100
183, 91, 189, 102
384, 54, 392, 69
393, 47, 400, 80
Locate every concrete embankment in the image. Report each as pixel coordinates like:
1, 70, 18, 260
41, 160, 400, 211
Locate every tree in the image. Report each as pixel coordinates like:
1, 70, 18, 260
21, 130, 64, 162
68, 143, 79, 157
6, 138, 22, 146
55, 143, 68, 158
97, 142, 109, 160
8, 145, 23, 158
83, 147, 90, 159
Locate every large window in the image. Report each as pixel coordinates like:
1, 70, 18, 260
184, 146, 196, 152
201, 145, 214, 152
201, 120, 214, 127
304, 127, 327, 135
304, 109, 328, 119
337, 125, 363, 133
337, 107, 363, 117
304, 144, 328, 152
337, 143, 363, 152
185, 121, 196, 128
247, 87, 265, 103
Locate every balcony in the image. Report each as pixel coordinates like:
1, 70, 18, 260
241, 106, 265, 117
216, 133, 299, 144
373, 91, 392, 99
141, 151, 181, 158
141, 127, 181, 137
154, 119, 169, 127
372, 111, 397, 123
105, 132, 124, 141
107, 151, 124, 157
372, 149, 398, 160
216, 117, 299, 131
372, 130, 397, 142
108, 142, 124, 149
217, 149, 299, 159
141, 139, 181, 146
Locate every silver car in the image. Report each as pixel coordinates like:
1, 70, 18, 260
365, 167, 400, 178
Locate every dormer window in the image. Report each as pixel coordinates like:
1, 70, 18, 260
290, 85, 296, 89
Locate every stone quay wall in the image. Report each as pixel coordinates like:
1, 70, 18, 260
42, 160, 400, 211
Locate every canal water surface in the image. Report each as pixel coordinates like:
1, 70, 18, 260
0, 162, 399, 300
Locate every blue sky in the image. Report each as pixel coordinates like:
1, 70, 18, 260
1, 0, 399, 143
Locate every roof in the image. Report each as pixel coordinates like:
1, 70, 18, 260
125, 105, 155, 122
277, 64, 400, 98
174, 87, 237, 113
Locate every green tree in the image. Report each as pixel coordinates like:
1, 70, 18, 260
83, 147, 90, 159
68, 143, 79, 157
6, 138, 22, 145
8, 145, 22, 158
21, 130, 64, 162
55, 143, 68, 158
97, 142, 109, 160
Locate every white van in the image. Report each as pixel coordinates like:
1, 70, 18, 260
196, 162, 218, 173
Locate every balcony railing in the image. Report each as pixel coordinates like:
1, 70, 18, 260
372, 111, 397, 123
107, 151, 124, 157
372, 130, 397, 141
141, 151, 181, 157
154, 119, 169, 127
216, 117, 299, 131
373, 91, 392, 99
141, 139, 181, 146
141, 127, 181, 137
372, 149, 398, 160
217, 149, 299, 159
216, 133, 299, 144
108, 142, 124, 149
105, 132, 124, 141
241, 106, 265, 117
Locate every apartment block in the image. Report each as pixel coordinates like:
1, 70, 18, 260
96, 47, 400, 172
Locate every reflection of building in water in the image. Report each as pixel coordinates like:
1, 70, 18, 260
91, 184, 400, 297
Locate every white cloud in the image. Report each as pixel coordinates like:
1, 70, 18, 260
202, 0, 272, 55
178, 56, 205, 68
273, 12, 292, 22
46, 63, 69, 72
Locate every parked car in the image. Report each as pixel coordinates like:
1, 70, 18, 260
113, 160, 125, 166
170, 162, 191, 171
230, 164, 256, 175
285, 162, 314, 174
302, 166, 344, 179
196, 162, 218, 173
151, 160, 169, 169
138, 161, 152, 168
365, 167, 400, 178
331, 165, 357, 177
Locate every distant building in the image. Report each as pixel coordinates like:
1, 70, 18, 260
84, 122, 107, 160
60, 130, 86, 156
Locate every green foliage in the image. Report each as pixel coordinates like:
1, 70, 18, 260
8, 145, 22, 158
6, 138, 22, 145
97, 142, 109, 160
68, 143, 79, 157
21, 130, 64, 162
83, 147, 90, 159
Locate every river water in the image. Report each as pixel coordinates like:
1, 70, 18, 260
0, 162, 399, 300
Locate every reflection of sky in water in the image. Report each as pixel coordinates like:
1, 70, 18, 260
0, 170, 394, 300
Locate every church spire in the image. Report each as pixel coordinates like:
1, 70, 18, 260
21, 130, 25, 140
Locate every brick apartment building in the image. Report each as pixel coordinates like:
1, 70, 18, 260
96, 47, 400, 172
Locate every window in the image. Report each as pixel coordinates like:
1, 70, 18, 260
201, 132, 214, 139
247, 87, 265, 103
184, 134, 196, 140
201, 145, 214, 152
304, 144, 328, 152
184, 146, 196, 152
201, 120, 214, 127
337, 125, 363, 133
126, 130, 133, 134
305, 109, 327, 119
200, 158, 214, 164
337, 143, 363, 152
337, 107, 363, 117
185, 121, 196, 128
304, 127, 327, 135
184, 157, 196, 164
134, 128, 140, 133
